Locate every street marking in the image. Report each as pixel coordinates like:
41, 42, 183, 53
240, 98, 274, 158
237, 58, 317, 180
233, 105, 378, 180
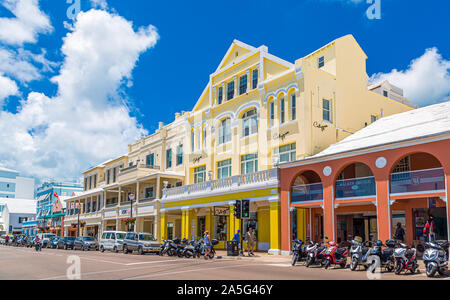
265, 263, 291, 268
124, 259, 182, 266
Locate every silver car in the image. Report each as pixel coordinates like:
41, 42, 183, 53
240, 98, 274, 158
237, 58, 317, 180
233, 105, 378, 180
100, 231, 127, 253
123, 232, 160, 255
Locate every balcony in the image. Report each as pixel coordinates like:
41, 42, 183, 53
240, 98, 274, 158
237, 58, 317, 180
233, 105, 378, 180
291, 183, 324, 203
336, 177, 376, 199
162, 169, 278, 200
390, 168, 445, 195
118, 164, 161, 182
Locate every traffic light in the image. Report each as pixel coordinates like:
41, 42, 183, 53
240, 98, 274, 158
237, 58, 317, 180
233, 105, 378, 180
234, 200, 241, 219
242, 200, 250, 219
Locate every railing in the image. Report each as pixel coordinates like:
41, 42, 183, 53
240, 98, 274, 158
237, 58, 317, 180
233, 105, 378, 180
105, 203, 118, 208
138, 197, 156, 203
163, 169, 278, 199
335, 176, 376, 199
291, 183, 323, 203
390, 168, 445, 195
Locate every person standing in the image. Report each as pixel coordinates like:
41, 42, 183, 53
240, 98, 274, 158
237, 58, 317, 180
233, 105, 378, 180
203, 231, 211, 260
394, 223, 405, 242
246, 228, 256, 257
423, 215, 436, 242
4, 235, 9, 246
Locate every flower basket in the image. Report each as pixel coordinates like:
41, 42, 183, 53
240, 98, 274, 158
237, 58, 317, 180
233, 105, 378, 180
124, 218, 137, 225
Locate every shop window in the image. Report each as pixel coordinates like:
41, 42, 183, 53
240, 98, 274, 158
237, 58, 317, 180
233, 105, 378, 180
197, 216, 206, 238
214, 216, 227, 241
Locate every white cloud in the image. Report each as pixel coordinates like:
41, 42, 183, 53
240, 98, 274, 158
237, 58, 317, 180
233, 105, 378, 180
371, 48, 450, 107
0, 73, 18, 105
0, 0, 53, 46
0, 9, 159, 180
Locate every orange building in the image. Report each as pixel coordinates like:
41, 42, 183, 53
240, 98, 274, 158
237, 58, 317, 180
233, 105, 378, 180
279, 101, 450, 255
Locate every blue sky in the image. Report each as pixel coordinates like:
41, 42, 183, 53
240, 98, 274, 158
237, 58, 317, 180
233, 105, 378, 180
0, 0, 449, 182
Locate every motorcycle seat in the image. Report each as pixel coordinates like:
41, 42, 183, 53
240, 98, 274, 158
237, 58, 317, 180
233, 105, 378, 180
405, 250, 415, 258
336, 248, 347, 255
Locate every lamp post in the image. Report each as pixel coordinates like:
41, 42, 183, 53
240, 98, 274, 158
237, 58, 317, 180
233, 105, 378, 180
129, 193, 135, 232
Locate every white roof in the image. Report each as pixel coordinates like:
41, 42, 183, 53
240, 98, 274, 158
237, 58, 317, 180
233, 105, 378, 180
0, 166, 19, 173
315, 101, 450, 158
0, 198, 36, 214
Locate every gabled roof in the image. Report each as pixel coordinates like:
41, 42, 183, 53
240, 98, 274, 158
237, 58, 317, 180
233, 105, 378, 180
315, 101, 450, 158
215, 40, 258, 72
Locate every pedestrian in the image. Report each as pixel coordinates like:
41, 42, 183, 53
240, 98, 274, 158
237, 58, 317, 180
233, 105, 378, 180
423, 215, 436, 242
233, 230, 241, 255
203, 231, 211, 260
394, 223, 405, 242
4, 235, 9, 246
246, 228, 256, 257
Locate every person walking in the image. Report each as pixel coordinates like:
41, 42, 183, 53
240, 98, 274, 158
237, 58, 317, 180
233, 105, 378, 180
4, 235, 9, 246
423, 215, 436, 242
246, 228, 256, 257
394, 223, 405, 242
203, 231, 211, 260
233, 230, 242, 255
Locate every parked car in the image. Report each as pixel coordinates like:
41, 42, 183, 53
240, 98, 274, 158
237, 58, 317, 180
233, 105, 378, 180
37, 233, 56, 248
123, 232, 160, 255
100, 231, 127, 253
49, 237, 61, 249
74, 236, 99, 251
57, 237, 76, 250
0, 235, 5, 245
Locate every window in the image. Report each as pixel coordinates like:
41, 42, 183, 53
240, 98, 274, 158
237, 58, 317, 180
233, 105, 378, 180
84, 177, 87, 191
383, 90, 389, 97
371, 115, 378, 124
218, 118, 232, 145
252, 69, 258, 90
166, 149, 172, 169
318, 56, 325, 68
217, 159, 232, 179
227, 81, 234, 100
242, 108, 258, 137
93, 174, 97, 188
323, 99, 331, 122
241, 153, 258, 175
280, 97, 286, 124
393, 156, 411, 173
145, 187, 154, 199
218, 87, 223, 105
194, 166, 206, 184
191, 130, 195, 152
239, 75, 247, 95
274, 143, 296, 163
176, 145, 183, 166
269, 101, 275, 127
291, 94, 296, 121
196, 129, 201, 150
113, 167, 117, 182
89, 176, 92, 190
203, 127, 207, 149
214, 216, 227, 242
146, 153, 155, 167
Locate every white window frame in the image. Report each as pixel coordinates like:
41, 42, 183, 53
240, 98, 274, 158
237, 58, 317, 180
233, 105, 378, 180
274, 143, 296, 163
241, 153, 258, 175
280, 97, 286, 124
241, 108, 258, 138
194, 166, 206, 184
218, 118, 232, 145
291, 93, 296, 121
217, 159, 232, 179
323, 98, 332, 123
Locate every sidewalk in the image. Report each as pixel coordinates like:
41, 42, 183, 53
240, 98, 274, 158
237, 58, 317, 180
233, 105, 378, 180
215, 250, 291, 263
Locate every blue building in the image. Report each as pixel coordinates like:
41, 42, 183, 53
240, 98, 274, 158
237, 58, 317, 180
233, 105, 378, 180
0, 167, 35, 199
36, 181, 83, 235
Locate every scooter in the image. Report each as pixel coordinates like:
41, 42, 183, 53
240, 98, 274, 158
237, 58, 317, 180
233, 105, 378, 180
349, 238, 372, 271
176, 238, 189, 258
199, 239, 218, 259
323, 241, 349, 269
159, 239, 176, 256
34, 241, 42, 252
424, 240, 449, 278
305, 241, 327, 268
368, 240, 396, 273
393, 243, 419, 275
291, 239, 309, 266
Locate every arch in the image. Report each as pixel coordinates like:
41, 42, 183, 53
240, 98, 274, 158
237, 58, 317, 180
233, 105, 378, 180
333, 161, 375, 183
263, 82, 299, 103
334, 161, 376, 200
213, 111, 235, 127
289, 168, 324, 189
388, 151, 444, 175
236, 101, 260, 119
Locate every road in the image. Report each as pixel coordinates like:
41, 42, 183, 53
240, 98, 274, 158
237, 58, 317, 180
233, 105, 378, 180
0, 245, 447, 280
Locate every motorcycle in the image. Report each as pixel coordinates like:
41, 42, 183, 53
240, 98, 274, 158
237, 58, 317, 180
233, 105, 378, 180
305, 241, 327, 268
182, 239, 198, 258
291, 239, 309, 266
393, 243, 419, 275
34, 241, 42, 252
159, 240, 170, 256
199, 239, 218, 259
423, 240, 449, 278
323, 241, 349, 269
368, 240, 396, 273
176, 238, 189, 258
349, 237, 372, 271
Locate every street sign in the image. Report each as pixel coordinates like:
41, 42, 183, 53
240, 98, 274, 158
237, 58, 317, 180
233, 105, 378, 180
213, 206, 230, 217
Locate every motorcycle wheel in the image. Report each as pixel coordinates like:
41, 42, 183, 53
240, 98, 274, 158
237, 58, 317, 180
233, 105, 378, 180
394, 261, 403, 275
167, 248, 176, 257
208, 252, 215, 259
291, 254, 298, 266
324, 259, 331, 270
350, 258, 358, 271
185, 251, 192, 259
426, 263, 437, 278
340, 261, 347, 269
178, 251, 184, 258
305, 256, 312, 268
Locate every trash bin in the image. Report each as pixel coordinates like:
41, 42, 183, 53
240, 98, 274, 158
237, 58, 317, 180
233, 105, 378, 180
227, 240, 239, 256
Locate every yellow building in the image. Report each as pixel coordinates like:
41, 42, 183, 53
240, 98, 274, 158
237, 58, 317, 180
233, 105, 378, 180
65, 35, 414, 254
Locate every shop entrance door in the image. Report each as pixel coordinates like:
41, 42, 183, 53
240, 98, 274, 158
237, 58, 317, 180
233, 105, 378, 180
353, 218, 365, 240
368, 217, 378, 241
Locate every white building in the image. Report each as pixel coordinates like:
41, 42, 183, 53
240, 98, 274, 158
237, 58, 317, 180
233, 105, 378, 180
0, 198, 36, 235
0, 167, 35, 199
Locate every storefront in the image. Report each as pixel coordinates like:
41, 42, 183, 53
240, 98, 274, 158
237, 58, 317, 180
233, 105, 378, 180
279, 103, 450, 254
